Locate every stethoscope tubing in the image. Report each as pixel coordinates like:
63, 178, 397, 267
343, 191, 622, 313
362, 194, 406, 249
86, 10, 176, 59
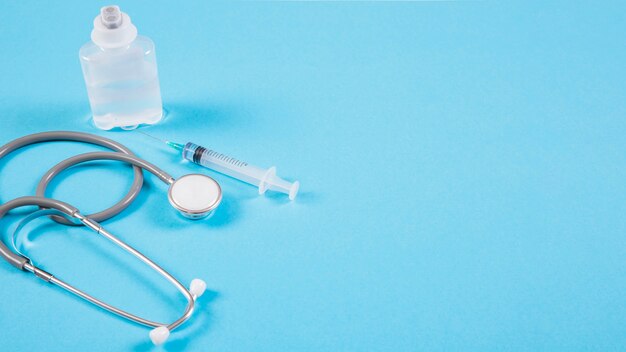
0, 131, 144, 225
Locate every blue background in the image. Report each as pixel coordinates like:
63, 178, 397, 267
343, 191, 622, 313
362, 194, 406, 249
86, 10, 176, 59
0, 1, 625, 350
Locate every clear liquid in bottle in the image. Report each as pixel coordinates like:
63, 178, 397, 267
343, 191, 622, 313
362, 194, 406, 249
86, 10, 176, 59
79, 6, 163, 130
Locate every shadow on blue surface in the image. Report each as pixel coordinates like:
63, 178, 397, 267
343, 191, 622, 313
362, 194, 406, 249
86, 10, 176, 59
145, 192, 241, 230
161, 101, 258, 133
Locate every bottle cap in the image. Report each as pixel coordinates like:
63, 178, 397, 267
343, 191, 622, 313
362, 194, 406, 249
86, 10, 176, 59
91, 5, 137, 48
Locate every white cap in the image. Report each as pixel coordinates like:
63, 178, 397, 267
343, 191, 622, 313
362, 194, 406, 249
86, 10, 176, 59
149, 326, 170, 345
189, 279, 207, 298
91, 5, 137, 48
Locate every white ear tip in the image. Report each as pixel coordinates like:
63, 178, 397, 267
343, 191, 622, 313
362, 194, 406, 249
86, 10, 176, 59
149, 326, 170, 345
190, 278, 207, 298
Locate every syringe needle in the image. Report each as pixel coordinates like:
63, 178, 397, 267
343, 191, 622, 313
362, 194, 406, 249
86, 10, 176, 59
137, 130, 167, 143
137, 130, 185, 151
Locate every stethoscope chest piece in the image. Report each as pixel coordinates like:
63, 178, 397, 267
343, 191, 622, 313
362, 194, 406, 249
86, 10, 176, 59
168, 174, 222, 219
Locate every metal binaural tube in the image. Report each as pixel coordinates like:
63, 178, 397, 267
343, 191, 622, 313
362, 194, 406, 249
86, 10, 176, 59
0, 199, 199, 333
79, 216, 196, 330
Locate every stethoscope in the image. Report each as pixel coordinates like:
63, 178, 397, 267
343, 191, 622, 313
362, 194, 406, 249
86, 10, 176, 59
0, 131, 222, 345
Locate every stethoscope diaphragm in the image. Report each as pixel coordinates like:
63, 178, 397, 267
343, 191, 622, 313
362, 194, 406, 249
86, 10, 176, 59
168, 174, 222, 219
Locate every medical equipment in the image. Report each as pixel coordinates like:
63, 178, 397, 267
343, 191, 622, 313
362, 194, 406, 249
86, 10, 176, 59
0, 198, 205, 345
175, 141, 300, 200
140, 132, 300, 200
0, 131, 221, 344
0, 132, 221, 221
80, 5, 163, 130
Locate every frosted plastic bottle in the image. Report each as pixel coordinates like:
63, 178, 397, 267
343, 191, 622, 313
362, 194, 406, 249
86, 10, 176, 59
79, 5, 163, 130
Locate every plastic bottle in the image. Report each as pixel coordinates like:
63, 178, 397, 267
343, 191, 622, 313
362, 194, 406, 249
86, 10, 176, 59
79, 5, 163, 130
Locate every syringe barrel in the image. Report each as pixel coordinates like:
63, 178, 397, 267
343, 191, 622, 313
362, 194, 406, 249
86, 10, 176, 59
182, 142, 300, 200
182, 142, 265, 187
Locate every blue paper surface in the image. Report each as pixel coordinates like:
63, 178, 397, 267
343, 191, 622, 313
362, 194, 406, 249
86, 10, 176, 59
0, 1, 625, 350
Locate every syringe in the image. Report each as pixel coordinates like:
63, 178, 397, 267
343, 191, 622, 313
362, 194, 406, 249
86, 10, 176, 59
143, 134, 299, 200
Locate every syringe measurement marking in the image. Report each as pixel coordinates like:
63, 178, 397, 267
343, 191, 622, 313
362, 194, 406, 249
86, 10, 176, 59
203, 149, 248, 168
